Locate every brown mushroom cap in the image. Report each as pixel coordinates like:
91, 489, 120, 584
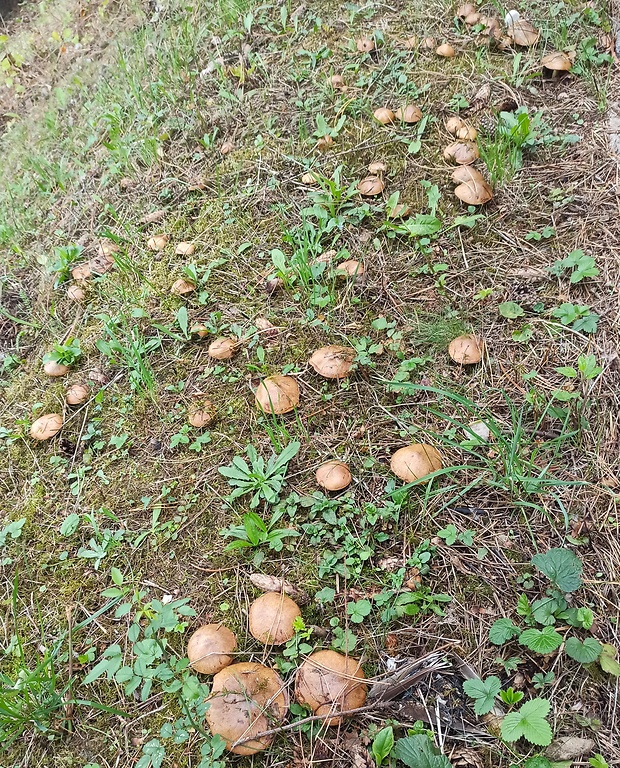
330, 74, 346, 89
190, 323, 210, 338
30, 413, 63, 441
455, 124, 478, 141
403, 35, 419, 49
420, 36, 436, 50
367, 161, 387, 174
187, 624, 237, 675
464, 11, 481, 24
394, 104, 422, 123
508, 19, 540, 46
388, 202, 411, 218
445, 116, 467, 135
206, 662, 288, 755
188, 401, 216, 428
255, 376, 300, 414
443, 141, 479, 165
457, 2, 476, 19
358, 175, 385, 196
66, 383, 89, 406
436, 43, 456, 57
356, 37, 375, 52
248, 592, 301, 645
317, 135, 333, 152
175, 242, 196, 256
295, 650, 367, 726
309, 345, 356, 379
453, 168, 493, 205
316, 460, 352, 491
390, 444, 443, 483
43, 361, 70, 377
67, 284, 85, 301
208, 337, 237, 360
336, 259, 365, 277
301, 171, 318, 185
171, 278, 195, 296
448, 334, 483, 364
541, 51, 572, 71
221, 141, 234, 155
71, 264, 91, 281
147, 234, 169, 251
373, 107, 395, 125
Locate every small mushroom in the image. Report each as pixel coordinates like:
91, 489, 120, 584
206, 662, 288, 755
456, 124, 478, 141
373, 107, 395, 125
43, 361, 70, 377
356, 37, 375, 52
436, 43, 456, 57
443, 141, 479, 165
317, 135, 333, 152
187, 624, 237, 675
72, 264, 91, 281
220, 141, 234, 155
255, 375, 300, 414
541, 51, 572, 75
190, 323, 210, 338
388, 201, 411, 218
457, 2, 476, 19
316, 460, 352, 492
403, 35, 419, 49
301, 171, 318, 185
390, 444, 443, 483
309, 346, 356, 379
358, 175, 384, 196
66, 383, 89, 406
175, 242, 196, 256
295, 650, 367, 726
67, 284, 85, 302
481, 15, 502, 39
336, 259, 365, 277
507, 18, 540, 47
420, 36, 436, 50
30, 413, 63, 441
249, 592, 302, 645
330, 74, 346, 89
171, 278, 196, 296
367, 161, 387, 174
188, 401, 216, 428
208, 337, 237, 360
464, 11, 481, 24
394, 104, 422, 123
445, 116, 467, 135
147, 234, 169, 251
448, 334, 483, 364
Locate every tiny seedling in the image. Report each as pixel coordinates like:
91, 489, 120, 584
220, 509, 299, 552
549, 249, 599, 283
42, 338, 81, 366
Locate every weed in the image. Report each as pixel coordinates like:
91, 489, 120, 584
42, 337, 81, 367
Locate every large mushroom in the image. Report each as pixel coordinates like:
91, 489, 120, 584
43, 361, 70, 377
187, 624, 237, 675
541, 51, 572, 76
394, 104, 422, 123
248, 592, 301, 645
66, 383, 89, 406
295, 650, 367, 726
358, 176, 385, 196
448, 335, 483, 365
374, 107, 395, 125
206, 662, 289, 755
208, 337, 237, 360
30, 413, 63, 441
507, 18, 540, 47
443, 141, 479, 165
188, 401, 216, 428
316, 460, 352, 492
390, 444, 443, 483
309, 346, 356, 379
452, 166, 493, 205
255, 376, 300, 414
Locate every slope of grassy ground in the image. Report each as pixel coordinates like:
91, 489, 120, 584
1, 0, 619, 766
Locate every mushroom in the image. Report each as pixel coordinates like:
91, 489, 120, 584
316, 460, 352, 492
187, 624, 236, 675
208, 337, 237, 360
89, 251, 115, 275
67, 284, 85, 301
443, 141, 479, 165
507, 18, 540, 47
309, 346, 356, 379
175, 242, 196, 256
464, 11, 481, 24
255, 376, 300, 414
72, 264, 91, 281
171, 278, 195, 296
436, 43, 456, 57
448, 334, 483, 364
336, 259, 365, 277
358, 176, 385, 196
147, 234, 169, 251
356, 37, 375, 52
97, 241, 119, 258
453, 167, 493, 205
541, 51, 572, 75
66, 383, 89, 406
301, 171, 318, 185
317, 135, 333, 152
220, 141, 234, 155
30, 413, 63, 441
248, 592, 301, 645
374, 107, 395, 125
190, 323, 210, 338
367, 161, 387, 174
394, 104, 422, 123
43, 361, 70, 377
295, 650, 367, 726
457, 2, 476, 19
330, 74, 346, 89
188, 401, 216, 428
206, 662, 288, 755
420, 36, 436, 50
455, 124, 478, 141
445, 116, 467, 135
390, 444, 443, 483
388, 201, 411, 218
481, 15, 502, 39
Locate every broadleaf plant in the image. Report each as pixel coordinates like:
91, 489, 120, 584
531, 548, 583, 592
500, 698, 553, 746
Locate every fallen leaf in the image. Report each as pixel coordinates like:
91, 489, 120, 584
545, 737, 595, 761
249, 573, 305, 600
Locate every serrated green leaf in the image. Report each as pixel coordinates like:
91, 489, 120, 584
531, 548, 583, 592
519, 626, 563, 654
463, 676, 501, 715
501, 698, 552, 746
565, 636, 601, 664
392, 734, 452, 768
489, 618, 521, 645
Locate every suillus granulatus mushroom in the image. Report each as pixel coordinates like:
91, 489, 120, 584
30, 413, 63, 441
147, 234, 169, 251
295, 650, 367, 725
316, 460, 352, 492
358, 175, 384, 196
448, 334, 483, 364
43, 361, 70, 377
187, 624, 237, 675
248, 592, 301, 645
374, 107, 395, 125
394, 104, 422, 123
390, 444, 443, 483
188, 401, 216, 428
436, 43, 456, 57
208, 337, 237, 360
175, 242, 196, 256
443, 141, 479, 165
171, 278, 195, 296
66, 383, 89, 406
255, 376, 300, 414
309, 346, 356, 379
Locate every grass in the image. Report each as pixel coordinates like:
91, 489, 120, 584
0, 0, 619, 765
